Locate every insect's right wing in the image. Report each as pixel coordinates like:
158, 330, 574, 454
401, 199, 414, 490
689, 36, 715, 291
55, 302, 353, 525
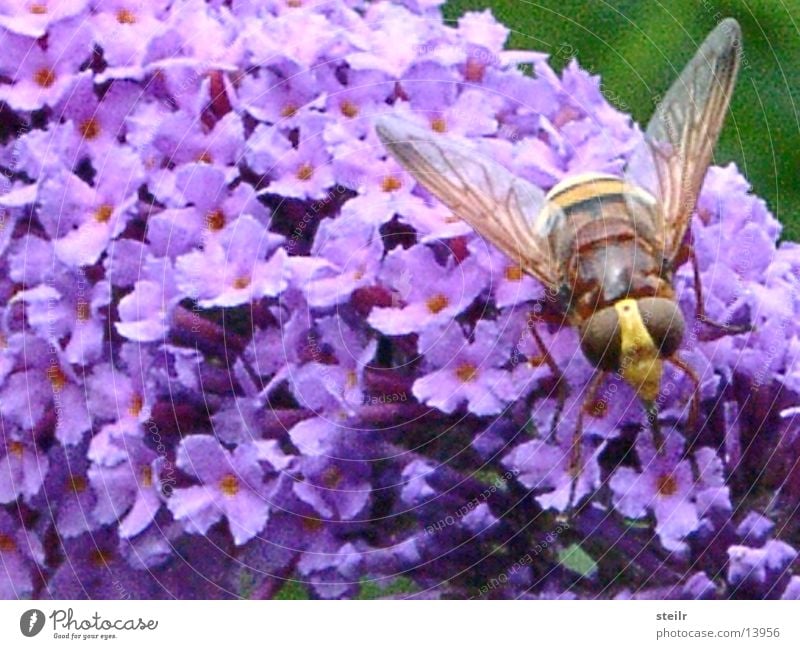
375, 114, 559, 289
624, 18, 741, 263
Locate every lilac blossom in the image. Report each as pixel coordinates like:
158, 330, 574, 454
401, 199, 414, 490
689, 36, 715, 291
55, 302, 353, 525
0, 0, 798, 601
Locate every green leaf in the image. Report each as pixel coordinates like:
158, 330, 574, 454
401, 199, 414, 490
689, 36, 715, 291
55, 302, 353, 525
558, 543, 598, 578
274, 581, 311, 600
358, 577, 417, 599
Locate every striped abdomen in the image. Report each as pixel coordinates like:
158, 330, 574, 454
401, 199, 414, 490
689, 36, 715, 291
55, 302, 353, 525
536, 173, 672, 320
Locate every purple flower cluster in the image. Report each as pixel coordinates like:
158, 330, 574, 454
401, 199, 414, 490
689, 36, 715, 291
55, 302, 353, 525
1, 0, 799, 600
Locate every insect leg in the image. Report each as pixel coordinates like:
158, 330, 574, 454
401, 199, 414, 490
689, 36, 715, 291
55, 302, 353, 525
666, 355, 701, 431
690, 245, 751, 338
567, 370, 607, 509
527, 319, 568, 439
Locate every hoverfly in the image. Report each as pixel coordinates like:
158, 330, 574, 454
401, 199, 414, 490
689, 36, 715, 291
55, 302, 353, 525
376, 19, 744, 475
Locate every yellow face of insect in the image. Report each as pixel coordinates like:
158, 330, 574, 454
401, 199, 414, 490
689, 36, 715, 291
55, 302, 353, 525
614, 299, 663, 403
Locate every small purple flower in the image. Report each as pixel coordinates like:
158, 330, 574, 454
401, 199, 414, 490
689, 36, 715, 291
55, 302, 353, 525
0, 427, 48, 504
0, 19, 93, 110
413, 320, 518, 416
610, 434, 709, 552
89, 434, 163, 538
503, 431, 605, 512
728, 540, 798, 590
368, 243, 487, 336
167, 436, 275, 545
174, 215, 289, 308
0, 509, 45, 599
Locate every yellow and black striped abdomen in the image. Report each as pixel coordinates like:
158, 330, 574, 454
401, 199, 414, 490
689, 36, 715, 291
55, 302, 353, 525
536, 173, 668, 317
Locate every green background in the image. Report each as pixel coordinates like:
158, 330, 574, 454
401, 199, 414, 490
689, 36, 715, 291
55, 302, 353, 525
443, 0, 800, 239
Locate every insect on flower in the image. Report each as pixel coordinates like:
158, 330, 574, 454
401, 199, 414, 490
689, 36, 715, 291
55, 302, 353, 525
376, 19, 747, 497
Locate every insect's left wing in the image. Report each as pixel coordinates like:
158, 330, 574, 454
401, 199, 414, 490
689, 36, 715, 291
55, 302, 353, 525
625, 18, 741, 263
375, 115, 559, 289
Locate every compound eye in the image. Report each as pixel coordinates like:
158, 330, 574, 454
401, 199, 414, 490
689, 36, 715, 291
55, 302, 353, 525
637, 297, 685, 357
579, 307, 621, 370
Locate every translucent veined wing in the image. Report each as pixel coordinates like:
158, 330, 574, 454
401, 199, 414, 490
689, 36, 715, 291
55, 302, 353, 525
625, 18, 741, 263
375, 114, 559, 289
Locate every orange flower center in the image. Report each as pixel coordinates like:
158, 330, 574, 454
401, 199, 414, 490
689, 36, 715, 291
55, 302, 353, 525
47, 365, 67, 392
90, 549, 113, 567
68, 474, 87, 493
29, 3, 48, 14
34, 67, 56, 88
9, 441, 25, 458
426, 293, 449, 314
322, 466, 342, 489
205, 209, 226, 231
75, 300, 90, 322
196, 151, 213, 164
296, 163, 314, 181
656, 473, 678, 496
232, 275, 251, 290
430, 117, 447, 133
302, 517, 324, 533
116, 9, 137, 24
455, 362, 478, 383
128, 393, 144, 418
465, 58, 486, 83
504, 265, 524, 281
380, 175, 402, 193
585, 398, 607, 418
219, 473, 240, 497
94, 204, 114, 223
79, 117, 101, 140
0, 533, 17, 553
339, 100, 359, 118
281, 103, 298, 118
141, 465, 153, 488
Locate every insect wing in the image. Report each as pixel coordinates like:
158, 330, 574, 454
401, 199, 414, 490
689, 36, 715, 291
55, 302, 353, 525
375, 114, 559, 288
625, 18, 741, 263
